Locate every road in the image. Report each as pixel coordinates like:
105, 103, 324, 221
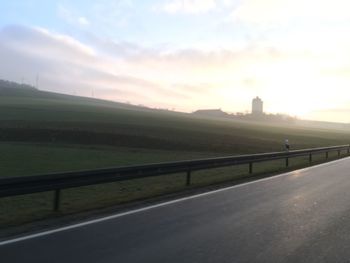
2, 158, 350, 262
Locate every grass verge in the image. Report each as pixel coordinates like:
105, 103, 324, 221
0, 148, 347, 231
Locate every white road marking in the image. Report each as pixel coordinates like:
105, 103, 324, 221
0, 157, 348, 246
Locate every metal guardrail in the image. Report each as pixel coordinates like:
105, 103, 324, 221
0, 145, 349, 211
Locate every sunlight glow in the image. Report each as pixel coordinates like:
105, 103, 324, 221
2, 1, 350, 122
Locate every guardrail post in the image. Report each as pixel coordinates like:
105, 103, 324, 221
186, 170, 191, 186
309, 153, 312, 163
249, 162, 253, 174
285, 157, 289, 167
53, 189, 61, 212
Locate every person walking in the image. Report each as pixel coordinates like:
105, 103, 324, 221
285, 139, 290, 151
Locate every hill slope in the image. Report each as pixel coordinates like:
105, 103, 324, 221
1, 80, 350, 154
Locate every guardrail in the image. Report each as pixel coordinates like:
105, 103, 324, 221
1, 145, 349, 211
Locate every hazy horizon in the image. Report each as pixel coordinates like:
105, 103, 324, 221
1, 0, 350, 122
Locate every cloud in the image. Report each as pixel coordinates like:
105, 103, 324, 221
78, 17, 90, 26
156, 0, 217, 14
58, 5, 90, 27
171, 83, 217, 94
0, 25, 192, 107
86, 0, 134, 30
1, 25, 95, 61
2, 23, 350, 119
84, 34, 155, 58
154, 0, 237, 15
230, 0, 350, 26
0, 26, 315, 108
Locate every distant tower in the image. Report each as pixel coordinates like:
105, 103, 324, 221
252, 96, 263, 115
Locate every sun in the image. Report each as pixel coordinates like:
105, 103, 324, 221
256, 59, 329, 117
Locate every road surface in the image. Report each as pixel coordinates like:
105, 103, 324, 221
2, 158, 350, 262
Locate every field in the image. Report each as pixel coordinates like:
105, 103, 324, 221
0, 142, 218, 178
1, 86, 350, 156
1, 83, 350, 231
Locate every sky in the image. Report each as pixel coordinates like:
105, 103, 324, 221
1, 0, 350, 122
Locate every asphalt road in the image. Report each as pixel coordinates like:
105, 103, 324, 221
2, 158, 350, 263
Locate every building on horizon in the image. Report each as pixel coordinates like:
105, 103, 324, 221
192, 109, 228, 118
252, 96, 263, 115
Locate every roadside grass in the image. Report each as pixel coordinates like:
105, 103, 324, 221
0, 142, 219, 178
0, 146, 347, 229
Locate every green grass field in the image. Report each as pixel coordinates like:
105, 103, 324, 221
0, 142, 218, 178
1, 83, 350, 230
1, 86, 350, 156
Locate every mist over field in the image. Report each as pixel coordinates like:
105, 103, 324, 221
1, 1, 350, 122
